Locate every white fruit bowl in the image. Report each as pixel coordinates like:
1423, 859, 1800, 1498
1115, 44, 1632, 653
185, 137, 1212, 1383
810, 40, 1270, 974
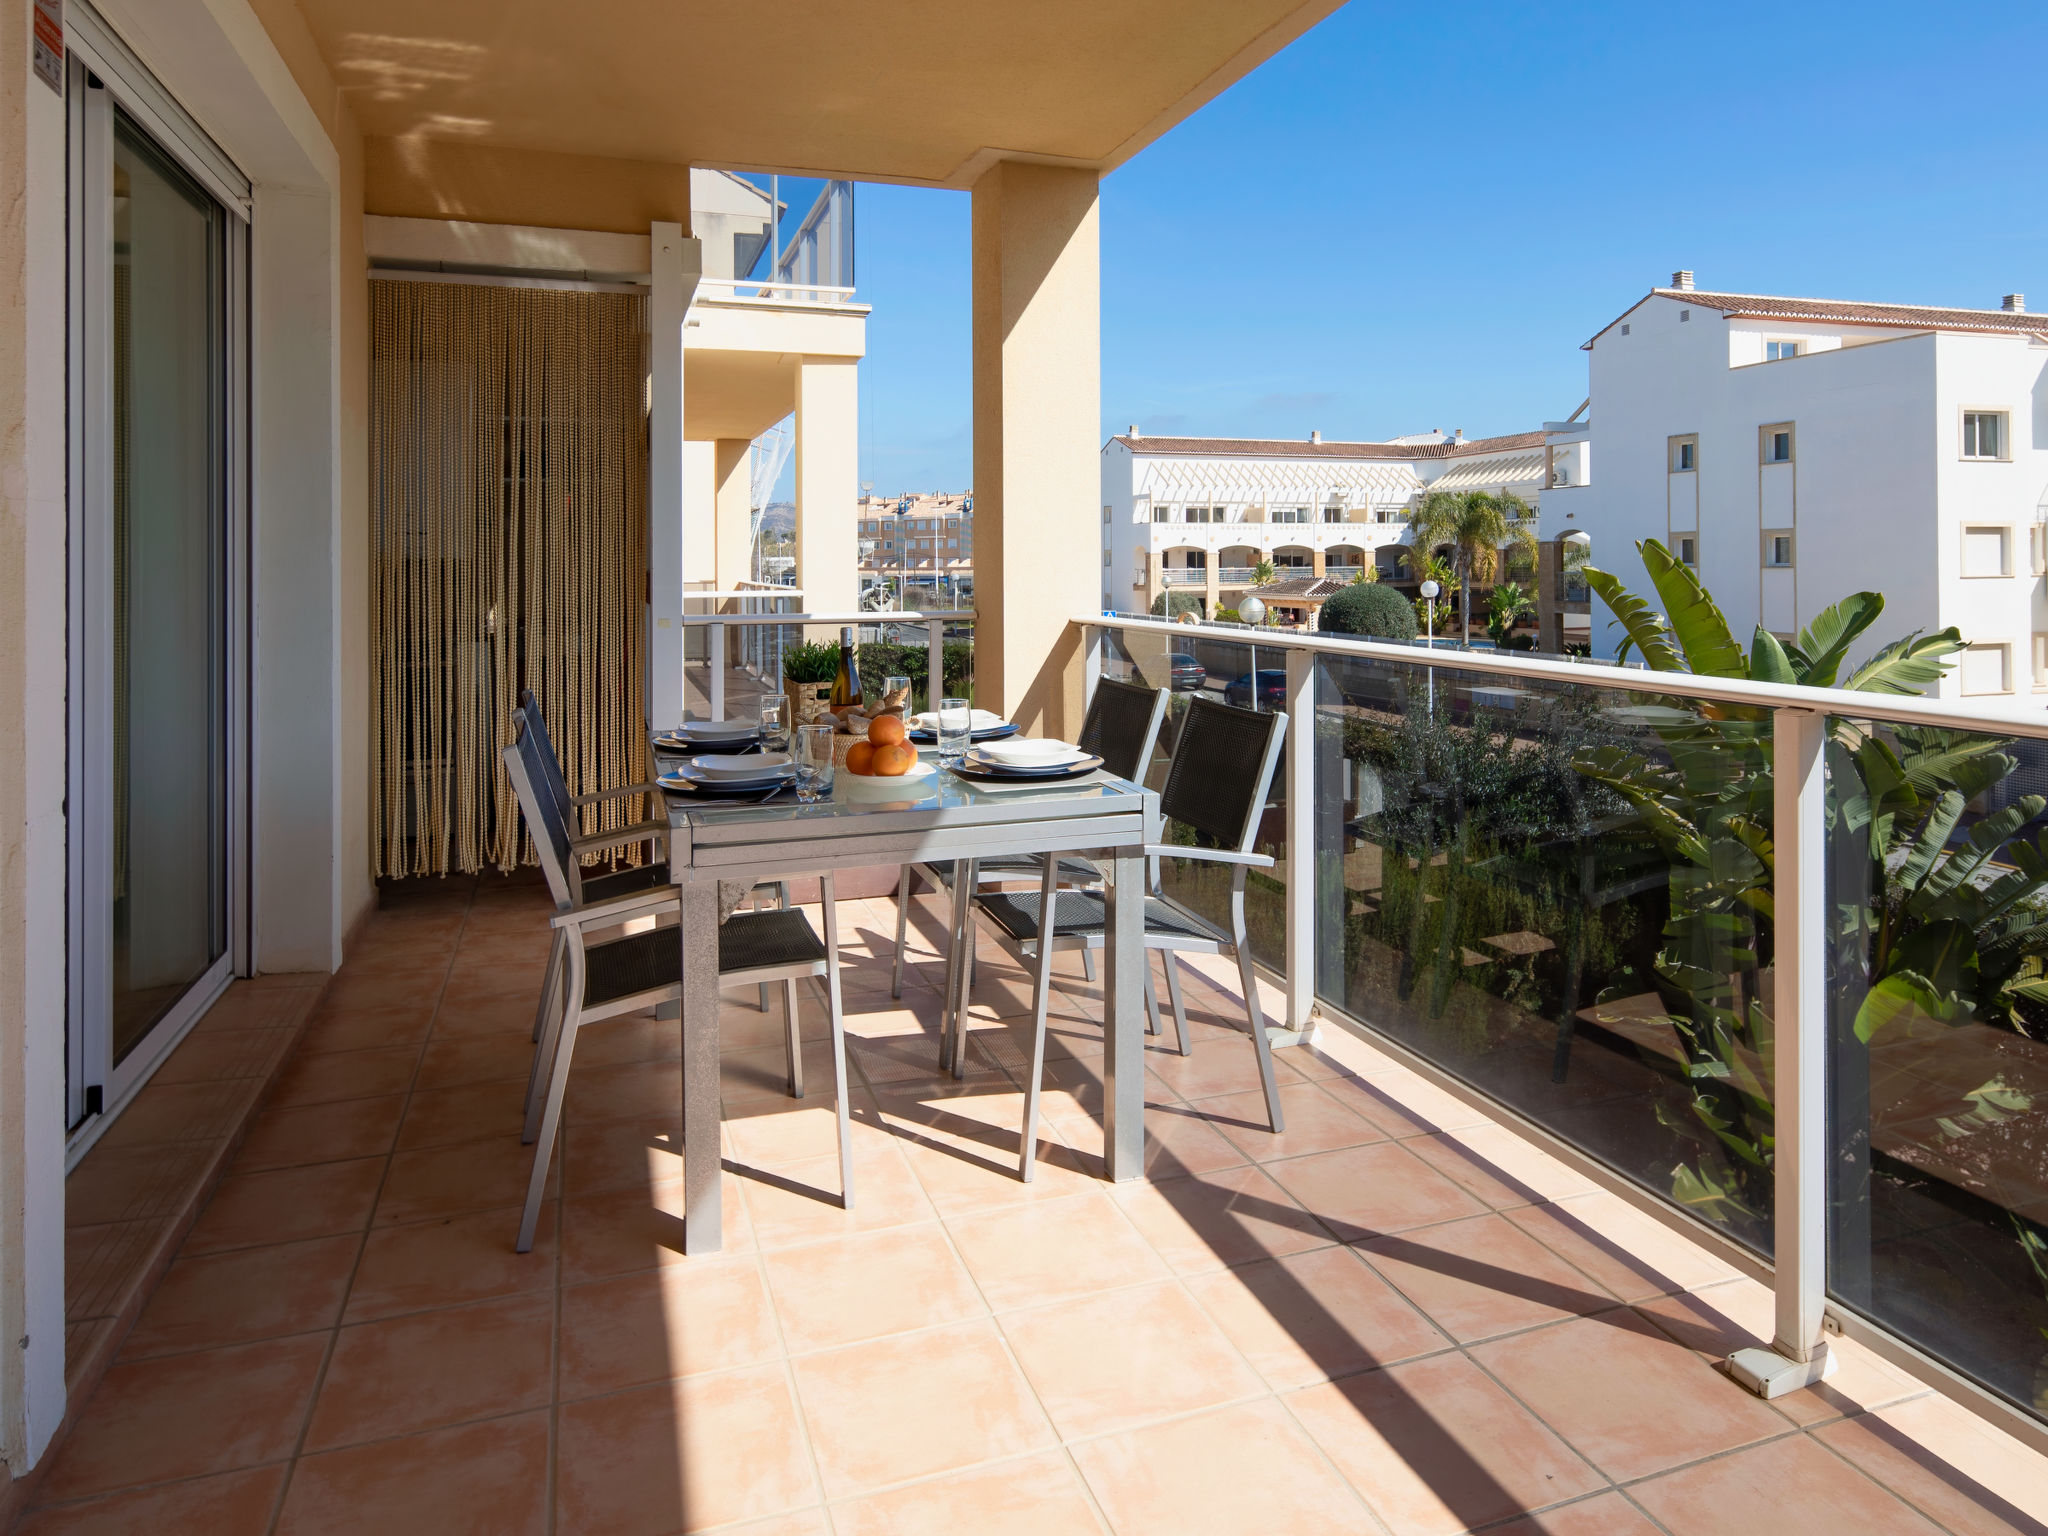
836, 760, 939, 800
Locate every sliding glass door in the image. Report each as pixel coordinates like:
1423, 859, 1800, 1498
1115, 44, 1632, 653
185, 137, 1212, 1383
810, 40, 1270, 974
67, 40, 248, 1144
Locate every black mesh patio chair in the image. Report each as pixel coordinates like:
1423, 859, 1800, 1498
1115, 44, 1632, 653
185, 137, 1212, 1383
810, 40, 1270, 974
504, 728, 851, 1251
949, 694, 1288, 1179
888, 678, 1170, 1024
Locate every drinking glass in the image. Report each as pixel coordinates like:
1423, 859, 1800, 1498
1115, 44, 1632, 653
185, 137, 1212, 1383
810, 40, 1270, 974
937, 696, 972, 766
883, 674, 912, 716
795, 724, 836, 802
757, 696, 787, 753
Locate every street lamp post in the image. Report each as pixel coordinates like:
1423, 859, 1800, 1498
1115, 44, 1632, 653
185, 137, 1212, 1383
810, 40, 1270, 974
1420, 577, 1441, 712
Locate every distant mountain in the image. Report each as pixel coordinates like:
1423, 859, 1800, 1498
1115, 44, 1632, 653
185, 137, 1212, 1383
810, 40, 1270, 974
757, 502, 795, 535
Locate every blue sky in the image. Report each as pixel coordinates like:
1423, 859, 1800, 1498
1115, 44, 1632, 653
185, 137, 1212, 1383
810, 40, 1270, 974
771, 0, 2048, 499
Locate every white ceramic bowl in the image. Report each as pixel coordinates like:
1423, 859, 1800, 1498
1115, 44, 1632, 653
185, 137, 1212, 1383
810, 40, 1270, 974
691, 752, 793, 782
976, 737, 1083, 767
909, 708, 1006, 731
677, 719, 760, 742
838, 760, 939, 800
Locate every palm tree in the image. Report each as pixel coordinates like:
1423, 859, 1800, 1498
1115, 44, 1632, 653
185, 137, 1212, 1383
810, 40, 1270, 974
1403, 490, 1538, 642
1250, 559, 1276, 587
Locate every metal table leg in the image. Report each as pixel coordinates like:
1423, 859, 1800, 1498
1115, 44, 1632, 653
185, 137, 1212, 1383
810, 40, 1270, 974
679, 882, 723, 1253
1103, 844, 1146, 1180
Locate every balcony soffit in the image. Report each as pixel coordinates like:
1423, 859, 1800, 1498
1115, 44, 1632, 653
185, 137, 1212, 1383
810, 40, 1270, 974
292, 0, 1345, 187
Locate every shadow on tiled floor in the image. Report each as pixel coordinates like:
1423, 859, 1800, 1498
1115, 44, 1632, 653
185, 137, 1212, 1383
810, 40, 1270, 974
18, 870, 2048, 1534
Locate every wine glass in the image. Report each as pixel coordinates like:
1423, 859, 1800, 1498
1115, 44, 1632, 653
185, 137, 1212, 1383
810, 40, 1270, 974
795, 724, 836, 803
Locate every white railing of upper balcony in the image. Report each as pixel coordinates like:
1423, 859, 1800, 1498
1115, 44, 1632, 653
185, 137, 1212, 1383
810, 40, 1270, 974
1159, 570, 1207, 587
1078, 610, 2048, 1454
693, 276, 860, 308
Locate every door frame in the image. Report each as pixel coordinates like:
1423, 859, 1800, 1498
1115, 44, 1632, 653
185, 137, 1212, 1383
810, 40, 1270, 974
63, 16, 252, 1165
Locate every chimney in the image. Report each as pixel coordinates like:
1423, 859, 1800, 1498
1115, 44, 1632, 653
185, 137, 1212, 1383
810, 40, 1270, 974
1453, 428, 1465, 443
1671, 269, 1695, 291
2003, 294, 2026, 313
1310, 430, 1322, 444
1127, 424, 1142, 437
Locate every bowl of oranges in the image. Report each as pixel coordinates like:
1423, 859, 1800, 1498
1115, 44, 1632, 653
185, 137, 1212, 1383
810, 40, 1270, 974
837, 711, 939, 800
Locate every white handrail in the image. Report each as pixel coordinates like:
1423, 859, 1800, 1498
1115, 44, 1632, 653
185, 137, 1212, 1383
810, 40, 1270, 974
683, 609, 972, 628
1082, 612, 2048, 740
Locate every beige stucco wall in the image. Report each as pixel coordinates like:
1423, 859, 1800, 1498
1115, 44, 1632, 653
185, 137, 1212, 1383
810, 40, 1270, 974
714, 439, 754, 591
794, 357, 860, 618
363, 138, 696, 234
971, 161, 1101, 738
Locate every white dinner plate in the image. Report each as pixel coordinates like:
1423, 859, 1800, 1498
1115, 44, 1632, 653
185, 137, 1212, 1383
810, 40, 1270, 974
975, 737, 1084, 768
909, 707, 1006, 731
676, 720, 761, 741
691, 752, 793, 782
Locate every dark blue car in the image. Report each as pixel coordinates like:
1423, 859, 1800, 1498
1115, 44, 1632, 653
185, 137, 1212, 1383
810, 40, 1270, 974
1222, 669, 1287, 710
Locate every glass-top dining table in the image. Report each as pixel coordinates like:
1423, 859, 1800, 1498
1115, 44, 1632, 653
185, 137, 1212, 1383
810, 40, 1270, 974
660, 747, 1161, 1254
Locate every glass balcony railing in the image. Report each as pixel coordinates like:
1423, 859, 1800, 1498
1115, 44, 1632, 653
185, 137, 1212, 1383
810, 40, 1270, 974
1084, 610, 2048, 1438
683, 601, 973, 722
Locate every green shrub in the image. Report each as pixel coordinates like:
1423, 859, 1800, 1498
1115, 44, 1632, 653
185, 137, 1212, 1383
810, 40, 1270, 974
857, 641, 972, 706
782, 640, 840, 683
1318, 582, 1417, 640
1149, 591, 1204, 619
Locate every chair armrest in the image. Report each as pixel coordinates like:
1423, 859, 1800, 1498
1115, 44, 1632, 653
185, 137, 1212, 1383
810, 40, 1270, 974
550, 885, 677, 931
571, 781, 662, 806
1142, 843, 1275, 870
570, 821, 669, 857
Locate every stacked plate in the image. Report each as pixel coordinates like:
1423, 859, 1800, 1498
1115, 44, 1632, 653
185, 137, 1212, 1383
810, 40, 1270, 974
658, 751, 795, 799
655, 719, 763, 753
951, 737, 1103, 784
906, 707, 1016, 745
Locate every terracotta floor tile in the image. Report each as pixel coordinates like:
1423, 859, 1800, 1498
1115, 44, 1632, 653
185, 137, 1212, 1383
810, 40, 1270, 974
150, 1028, 294, 1085
184, 1159, 385, 1254
413, 1032, 536, 1090
1471, 1310, 1790, 1482
234, 1094, 406, 1171
999, 1279, 1266, 1440
1404, 1122, 1599, 1208
563, 1059, 683, 1127
305, 1291, 552, 1450
1110, 1162, 1333, 1273
1484, 1491, 1665, 1536
295, 1002, 436, 1056
64, 1143, 217, 1228
1502, 1192, 1740, 1303
432, 991, 540, 1039
1287, 1350, 1606, 1535
374, 1138, 552, 1226
276, 1410, 548, 1536
573, 1013, 684, 1070
792, 1319, 1055, 1497
557, 1365, 818, 1533
1319, 1067, 1494, 1138
39, 1335, 326, 1501
93, 1078, 263, 1151
120, 1235, 357, 1359
1071, 1399, 1372, 1535
1630, 1431, 1943, 1536
319, 965, 451, 1016
559, 1256, 782, 1399
1818, 1395, 2048, 1536
1264, 1140, 1489, 1241
195, 982, 322, 1034
65, 1219, 168, 1323
1135, 1032, 1307, 1103
1357, 1212, 1618, 1343
762, 1224, 984, 1352
892, 1121, 1104, 1217
346, 1204, 556, 1322
17, 1466, 286, 1536
268, 1045, 421, 1108
560, 1174, 754, 1285
562, 1114, 686, 1197
829, 1451, 1103, 1536
739, 1144, 937, 1250
1047, 1099, 1250, 1180
394, 1078, 529, 1152
723, 1097, 872, 1169
1185, 1245, 1449, 1389
945, 1191, 1166, 1311
1190, 1081, 1387, 1163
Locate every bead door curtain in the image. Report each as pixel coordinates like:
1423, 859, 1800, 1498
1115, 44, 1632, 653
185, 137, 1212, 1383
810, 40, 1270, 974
370, 280, 650, 876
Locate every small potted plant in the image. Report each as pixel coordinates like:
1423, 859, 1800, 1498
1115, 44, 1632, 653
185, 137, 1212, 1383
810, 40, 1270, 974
782, 640, 840, 729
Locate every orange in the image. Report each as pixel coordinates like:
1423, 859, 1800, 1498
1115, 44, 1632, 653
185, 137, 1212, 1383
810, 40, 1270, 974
845, 740, 876, 776
871, 741, 915, 777
868, 713, 907, 747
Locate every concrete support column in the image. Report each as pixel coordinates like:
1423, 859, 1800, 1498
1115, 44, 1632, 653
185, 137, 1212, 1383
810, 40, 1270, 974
1204, 566, 1219, 617
794, 356, 858, 623
647, 223, 701, 730
972, 161, 1100, 737
1310, 547, 1326, 578
713, 438, 753, 590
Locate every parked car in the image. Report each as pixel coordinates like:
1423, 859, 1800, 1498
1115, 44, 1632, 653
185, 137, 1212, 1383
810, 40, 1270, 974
1223, 668, 1288, 710
1169, 652, 1206, 691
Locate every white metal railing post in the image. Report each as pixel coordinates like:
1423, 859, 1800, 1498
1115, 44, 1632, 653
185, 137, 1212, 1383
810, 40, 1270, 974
1283, 646, 1316, 1033
1730, 704, 1835, 1398
926, 618, 944, 713
1082, 625, 1102, 724
709, 621, 726, 723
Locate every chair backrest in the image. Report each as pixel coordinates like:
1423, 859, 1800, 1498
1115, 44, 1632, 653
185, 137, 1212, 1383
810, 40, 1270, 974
1078, 677, 1169, 784
504, 725, 578, 909
1158, 695, 1287, 853
517, 690, 578, 831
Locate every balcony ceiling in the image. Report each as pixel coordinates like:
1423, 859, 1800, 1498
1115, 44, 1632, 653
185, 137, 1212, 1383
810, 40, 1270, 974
295, 0, 1345, 187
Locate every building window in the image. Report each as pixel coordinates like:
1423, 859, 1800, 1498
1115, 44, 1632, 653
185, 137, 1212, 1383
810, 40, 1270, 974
1962, 642, 2012, 696
1677, 535, 1697, 566
1963, 410, 2008, 460
1620, 323, 1630, 335
1271, 507, 1307, 524
1102, 549, 1110, 567
1102, 505, 1111, 525
1762, 530, 1794, 568
1669, 435, 1697, 473
1323, 506, 1345, 523
1961, 524, 2013, 578
1152, 506, 1170, 523
1766, 339, 1804, 361
1185, 550, 1206, 568
2035, 634, 2048, 690
1760, 424, 1794, 464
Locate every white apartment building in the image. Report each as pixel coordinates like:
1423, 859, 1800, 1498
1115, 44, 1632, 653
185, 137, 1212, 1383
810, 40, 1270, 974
1563, 274, 2048, 705
1100, 428, 1552, 615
